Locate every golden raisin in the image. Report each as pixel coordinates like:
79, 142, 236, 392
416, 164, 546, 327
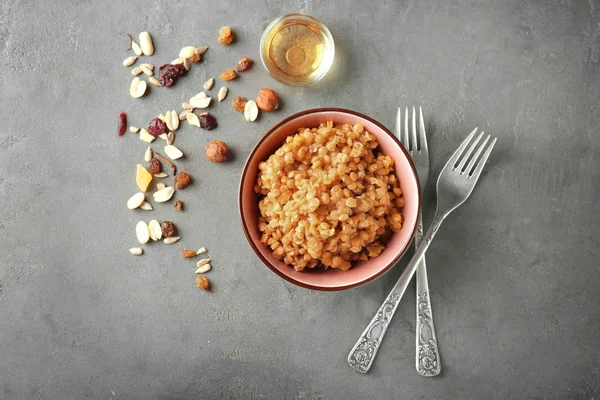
236, 57, 253, 72
189, 53, 201, 63
196, 275, 210, 291
220, 69, 237, 81
182, 249, 196, 258
217, 26, 234, 45
231, 96, 247, 112
173, 200, 183, 211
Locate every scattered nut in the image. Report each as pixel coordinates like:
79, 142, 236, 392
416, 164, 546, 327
156, 182, 166, 190
163, 236, 180, 244
244, 100, 259, 121
231, 96, 247, 112
174, 172, 191, 190
179, 46, 197, 59
158, 133, 168, 141
140, 64, 154, 76
237, 57, 253, 72
130, 39, 143, 56
149, 77, 162, 87
196, 46, 208, 55
127, 192, 145, 210
182, 249, 197, 258
153, 186, 175, 202
173, 200, 183, 211
189, 92, 211, 108
164, 145, 183, 160
153, 172, 168, 178
182, 102, 194, 110
129, 126, 140, 133
205, 140, 228, 163
171, 57, 184, 65
204, 78, 215, 91
186, 112, 200, 127
196, 275, 210, 291
139, 32, 154, 56
136, 221, 150, 244
195, 264, 211, 274
129, 247, 143, 255
256, 88, 279, 112
131, 66, 143, 76
196, 258, 211, 267
183, 57, 190, 71
167, 132, 175, 145
139, 129, 155, 143
140, 201, 153, 211
217, 86, 228, 102
161, 221, 177, 237
179, 110, 192, 120
123, 56, 138, 67
148, 158, 162, 174
130, 77, 147, 98
148, 219, 162, 241
166, 110, 180, 131
196, 247, 207, 255
136, 164, 153, 192
144, 146, 153, 162
220, 69, 237, 81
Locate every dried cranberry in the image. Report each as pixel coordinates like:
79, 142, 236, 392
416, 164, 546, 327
118, 112, 127, 136
148, 117, 167, 137
199, 113, 218, 130
159, 64, 186, 87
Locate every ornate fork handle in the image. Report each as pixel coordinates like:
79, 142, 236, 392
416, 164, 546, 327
348, 212, 446, 373
415, 215, 441, 376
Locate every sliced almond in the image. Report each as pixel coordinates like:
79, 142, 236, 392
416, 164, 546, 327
164, 145, 183, 160
183, 57, 190, 71
195, 46, 208, 55
153, 186, 175, 202
123, 56, 138, 67
136, 221, 150, 244
139, 32, 154, 56
196, 258, 211, 267
179, 110, 192, 120
130, 126, 140, 133
131, 66, 143, 76
244, 100, 259, 121
164, 236, 181, 244
158, 133, 168, 141
217, 86, 228, 102
196, 247, 207, 255
195, 264, 211, 274
149, 77, 162, 87
172, 57, 184, 65
130, 77, 147, 98
153, 172, 168, 178
129, 247, 143, 255
127, 192, 145, 209
182, 102, 194, 110
166, 110, 179, 131
203, 78, 215, 91
140, 64, 153, 76
156, 182, 166, 190
167, 132, 175, 145
148, 220, 162, 241
144, 146, 153, 162
179, 46, 197, 59
189, 93, 211, 108
140, 201, 153, 210
139, 128, 155, 143
186, 112, 200, 127
131, 40, 143, 56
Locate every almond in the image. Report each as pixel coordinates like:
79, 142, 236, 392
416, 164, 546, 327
140, 201, 153, 210
244, 100, 259, 122
179, 110, 192, 120
182, 102, 194, 110
136, 221, 150, 244
129, 126, 140, 133
186, 112, 200, 127
189, 93, 211, 108
164, 145, 183, 160
130, 77, 147, 98
139, 32, 154, 56
127, 192, 145, 209
153, 186, 175, 202
139, 128, 155, 143
148, 220, 162, 241
156, 182, 166, 190
217, 86, 228, 102
166, 110, 179, 131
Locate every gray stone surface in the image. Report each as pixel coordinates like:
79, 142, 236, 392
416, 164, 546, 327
0, 0, 599, 399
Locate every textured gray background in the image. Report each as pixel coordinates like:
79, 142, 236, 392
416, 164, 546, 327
0, 0, 599, 399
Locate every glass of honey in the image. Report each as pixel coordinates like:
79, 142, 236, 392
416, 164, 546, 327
260, 13, 335, 86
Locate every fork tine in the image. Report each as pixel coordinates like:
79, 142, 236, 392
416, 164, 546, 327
456, 130, 485, 173
395, 107, 403, 143
463, 134, 490, 175
403, 107, 409, 150
410, 107, 417, 154
418, 106, 427, 153
468, 137, 497, 181
444, 127, 478, 169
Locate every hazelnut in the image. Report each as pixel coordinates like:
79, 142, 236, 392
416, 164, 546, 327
256, 88, 279, 112
205, 140, 228, 163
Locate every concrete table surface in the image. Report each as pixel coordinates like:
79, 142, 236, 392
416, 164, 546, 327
1, 1, 599, 399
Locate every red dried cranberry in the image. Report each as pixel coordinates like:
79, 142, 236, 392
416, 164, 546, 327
148, 117, 167, 137
118, 112, 127, 136
159, 64, 186, 87
199, 113, 218, 130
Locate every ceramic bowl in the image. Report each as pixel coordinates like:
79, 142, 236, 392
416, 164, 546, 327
239, 108, 420, 290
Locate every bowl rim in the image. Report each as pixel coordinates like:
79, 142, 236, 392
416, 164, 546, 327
238, 107, 421, 291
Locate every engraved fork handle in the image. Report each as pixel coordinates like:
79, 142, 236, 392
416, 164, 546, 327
415, 214, 441, 376
348, 212, 446, 373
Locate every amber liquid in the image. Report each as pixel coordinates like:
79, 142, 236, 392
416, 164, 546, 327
262, 17, 330, 84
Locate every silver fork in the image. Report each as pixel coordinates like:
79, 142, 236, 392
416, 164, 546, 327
348, 127, 497, 373
397, 106, 441, 377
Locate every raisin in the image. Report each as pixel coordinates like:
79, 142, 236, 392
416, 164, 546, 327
161, 221, 177, 237
173, 200, 183, 211
189, 53, 201, 63
174, 172, 191, 190
118, 112, 127, 136
148, 158, 162, 174
196, 275, 210, 291
198, 113, 218, 130
217, 26, 234, 45
231, 96, 247, 112
159, 63, 186, 87
236, 57, 253, 72
182, 249, 196, 258
148, 117, 167, 137
220, 69, 237, 81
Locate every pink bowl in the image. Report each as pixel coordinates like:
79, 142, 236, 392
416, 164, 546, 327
239, 108, 421, 291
